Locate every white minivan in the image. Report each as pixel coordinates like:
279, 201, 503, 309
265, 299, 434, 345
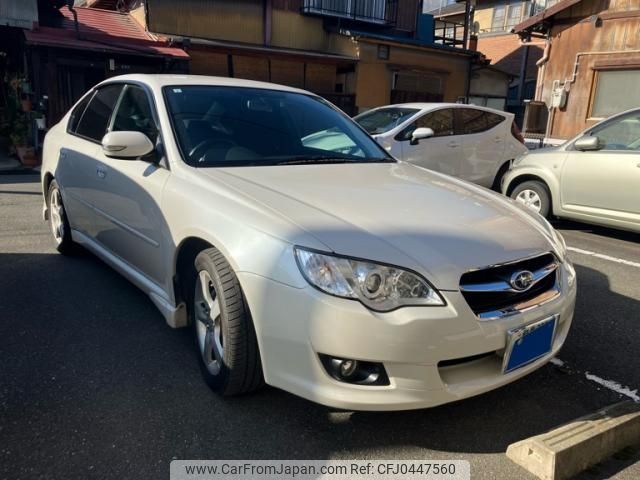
355, 103, 527, 189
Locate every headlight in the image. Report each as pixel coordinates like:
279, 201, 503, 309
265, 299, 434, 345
551, 228, 567, 259
294, 247, 444, 311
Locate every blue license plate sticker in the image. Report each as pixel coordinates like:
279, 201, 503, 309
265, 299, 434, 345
504, 316, 557, 373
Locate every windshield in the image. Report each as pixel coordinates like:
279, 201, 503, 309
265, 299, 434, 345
163, 86, 393, 167
354, 107, 419, 135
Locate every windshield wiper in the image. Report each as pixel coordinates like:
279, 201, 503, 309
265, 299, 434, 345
274, 156, 393, 165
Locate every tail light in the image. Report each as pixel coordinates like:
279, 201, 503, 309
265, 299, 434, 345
511, 122, 525, 144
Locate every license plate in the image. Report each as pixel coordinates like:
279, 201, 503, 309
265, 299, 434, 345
503, 315, 557, 373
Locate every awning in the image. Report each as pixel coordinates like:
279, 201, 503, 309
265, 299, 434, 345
24, 6, 188, 60
513, 0, 582, 34
24, 27, 189, 59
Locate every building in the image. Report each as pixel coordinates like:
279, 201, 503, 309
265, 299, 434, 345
514, 0, 640, 140
427, 1, 514, 111
138, 0, 479, 115
0, 0, 188, 167
25, 3, 189, 124
429, 1, 563, 121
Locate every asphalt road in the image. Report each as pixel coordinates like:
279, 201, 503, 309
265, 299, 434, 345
1, 173, 639, 480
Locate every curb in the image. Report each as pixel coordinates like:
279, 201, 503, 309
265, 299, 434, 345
506, 400, 640, 480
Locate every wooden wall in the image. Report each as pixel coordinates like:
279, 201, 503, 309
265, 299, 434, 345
539, 0, 640, 138
354, 40, 470, 110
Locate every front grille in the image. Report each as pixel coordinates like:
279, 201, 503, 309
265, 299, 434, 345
460, 253, 559, 319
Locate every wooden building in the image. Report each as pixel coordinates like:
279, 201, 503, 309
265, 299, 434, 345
514, 0, 640, 139
141, 0, 478, 114
25, 5, 188, 124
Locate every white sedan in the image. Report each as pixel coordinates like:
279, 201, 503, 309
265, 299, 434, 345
355, 103, 527, 189
42, 75, 575, 411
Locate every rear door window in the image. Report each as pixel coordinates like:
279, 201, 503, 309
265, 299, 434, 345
75, 84, 123, 142
395, 108, 454, 141
67, 92, 94, 134
457, 108, 504, 134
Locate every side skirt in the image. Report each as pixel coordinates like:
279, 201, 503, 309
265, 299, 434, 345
71, 229, 188, 328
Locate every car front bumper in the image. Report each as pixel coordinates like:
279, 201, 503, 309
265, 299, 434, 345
238, 264, 576, 411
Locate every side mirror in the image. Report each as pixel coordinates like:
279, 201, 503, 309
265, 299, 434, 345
574, 135, 601, 151
101, 131, 155, 159
410, 127, 434, 145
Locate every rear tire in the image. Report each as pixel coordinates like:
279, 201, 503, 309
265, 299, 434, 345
47, 180, 76, 255
192, 248, 264, 396
511, 180, 551, 218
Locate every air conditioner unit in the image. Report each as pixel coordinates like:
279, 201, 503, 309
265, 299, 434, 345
523, 101, 548, 134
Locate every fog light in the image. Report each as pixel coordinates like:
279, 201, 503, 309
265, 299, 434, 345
338, 359, 358, 378
319, 354, 389, 386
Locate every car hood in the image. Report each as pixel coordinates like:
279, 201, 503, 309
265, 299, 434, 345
202, 162, 557, 290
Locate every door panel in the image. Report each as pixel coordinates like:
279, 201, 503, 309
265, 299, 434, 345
398, 108, 463, 177
89, 156, 171, 285
561, 152, 640, 220
561, 112, 640, 221
88, 84, 171, 286
58, 85, 124, 237
457, 108, 507, 187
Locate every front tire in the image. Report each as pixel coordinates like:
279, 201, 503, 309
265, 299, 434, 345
192, 248, 264, 396
47, 180, 76, 255
511, 180, 551, 218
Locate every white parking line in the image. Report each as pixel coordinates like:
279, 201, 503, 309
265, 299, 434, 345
584, 373, 640, 402
567, 246, 640, 269
552, 357, 640, 402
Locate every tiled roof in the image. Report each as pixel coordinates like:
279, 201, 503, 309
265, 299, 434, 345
24, 6, 188, 59
476, 34, 544, 79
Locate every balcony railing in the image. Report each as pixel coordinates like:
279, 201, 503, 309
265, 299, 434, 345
302, 0, 398, 25
433, 20, 465, 47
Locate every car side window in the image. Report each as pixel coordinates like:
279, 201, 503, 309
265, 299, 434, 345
486, 112, 504, 130
111, 85, 158, 142
67, 92, 94, 134
591, 113, 640, 151
457, 108, 505, 135
396, 109, 454, 141
75, 85, 123, 142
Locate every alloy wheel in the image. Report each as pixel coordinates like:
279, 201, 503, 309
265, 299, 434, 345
515, 189, 542, 213
49, 188, 65, 244
194, 270, 224, 375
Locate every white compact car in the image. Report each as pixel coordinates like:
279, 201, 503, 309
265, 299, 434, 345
42, 75, 575, 411
354, 103, 527, 189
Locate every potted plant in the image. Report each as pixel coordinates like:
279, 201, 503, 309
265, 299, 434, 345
9, 115, 38, 167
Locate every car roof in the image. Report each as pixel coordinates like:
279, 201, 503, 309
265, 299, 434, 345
96, 74, 313, 96
364, 102, 511, 116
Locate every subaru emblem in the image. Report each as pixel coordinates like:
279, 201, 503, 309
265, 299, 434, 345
510, 270, 535, 291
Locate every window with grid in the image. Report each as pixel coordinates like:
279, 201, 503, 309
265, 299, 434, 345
491, 5, 506, 31
505, 4, 523, 29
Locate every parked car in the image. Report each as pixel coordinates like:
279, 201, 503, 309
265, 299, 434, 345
354, 103, 527, 189
503, 108, 640, 233
42, 75, 575, 411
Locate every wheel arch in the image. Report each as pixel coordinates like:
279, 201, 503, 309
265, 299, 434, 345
173, 236, 215, 323
505, 173, 557, 216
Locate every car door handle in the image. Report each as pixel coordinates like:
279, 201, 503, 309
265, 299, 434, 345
96, 166, 107, 179
448, 141, 460, 148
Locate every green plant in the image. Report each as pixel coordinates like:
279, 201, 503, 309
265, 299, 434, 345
9, 115, 29, 146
